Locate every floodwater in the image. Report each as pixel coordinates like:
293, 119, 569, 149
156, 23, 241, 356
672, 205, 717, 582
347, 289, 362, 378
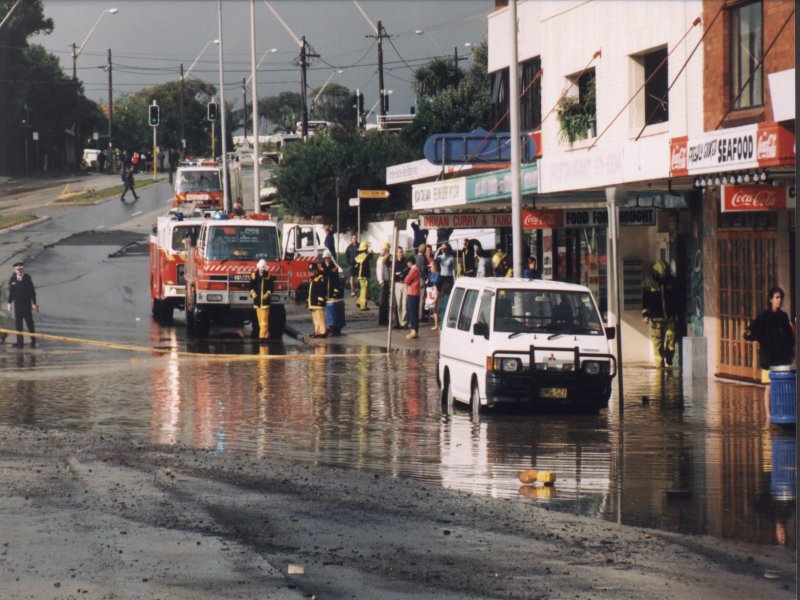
0, 329, 794, 551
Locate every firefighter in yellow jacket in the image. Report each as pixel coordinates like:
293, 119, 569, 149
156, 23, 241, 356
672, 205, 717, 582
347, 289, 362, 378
307, 262, 328, 338
354, 241, 372, 310
250, 259, 274, 343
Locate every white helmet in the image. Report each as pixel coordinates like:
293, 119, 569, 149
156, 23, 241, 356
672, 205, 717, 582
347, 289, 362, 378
256, 259, 267, 270
322, 249, 333, 258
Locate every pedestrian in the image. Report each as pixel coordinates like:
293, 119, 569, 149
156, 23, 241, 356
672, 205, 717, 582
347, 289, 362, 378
641, 259, 681, 368
460, 239, 477, 277
131, 151, 140, 172
7, 262, 38, 348
524, 256, 541, 280
392, 247, 408, 329
320, 249, 345, 335
473, 240, 490, 277
354, 241, 372, 311
411, 221, 427, 248
425, 259, 442, 331
434, 242, 455, 325
744, 286, 795, 383
120, 166, 139, 202
376, 242, 392, 326
491, 244, 506, 275
98, 149, 106, 172
415, 243, 428, 323
345, 234, 358, 297
231, 202, 245, 217
0, 275, 11, 346
307, 262, 327, 338
323, 226, 336, 258
404, 257, 421, 340
157, 149, 165, 171
250, 259, 274, 344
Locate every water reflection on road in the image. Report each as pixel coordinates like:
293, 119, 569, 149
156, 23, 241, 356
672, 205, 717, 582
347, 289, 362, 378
0, 339, 794, 550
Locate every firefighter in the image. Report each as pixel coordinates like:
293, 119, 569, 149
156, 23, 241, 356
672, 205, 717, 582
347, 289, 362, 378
307, 262, 327, 338
354, 241, 372, 310
320, 249, 345, 336
641, 259, 681, 367
250, 259, 274, 343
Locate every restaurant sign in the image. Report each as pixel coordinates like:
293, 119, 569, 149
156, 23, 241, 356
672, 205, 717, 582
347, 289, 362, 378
720, 185, 796, 212
421, 208, 657, 229
670, 121, 795, 177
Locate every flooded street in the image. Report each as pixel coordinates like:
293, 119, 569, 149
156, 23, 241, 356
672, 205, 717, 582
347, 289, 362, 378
0, 335, 794, 550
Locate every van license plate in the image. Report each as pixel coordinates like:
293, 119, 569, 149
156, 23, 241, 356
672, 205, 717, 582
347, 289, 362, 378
540, 388, 567, 399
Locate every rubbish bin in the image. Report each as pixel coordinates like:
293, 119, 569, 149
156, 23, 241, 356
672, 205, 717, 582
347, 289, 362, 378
325, 299, 346, 335
769, 366, 796, 425
770, 434, 796, 500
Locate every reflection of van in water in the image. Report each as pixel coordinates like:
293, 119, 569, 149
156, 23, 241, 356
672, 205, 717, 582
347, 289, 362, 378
438, 278, 616, 413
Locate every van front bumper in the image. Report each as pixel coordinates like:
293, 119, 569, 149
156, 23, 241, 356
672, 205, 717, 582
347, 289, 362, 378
485, 371, 613, 410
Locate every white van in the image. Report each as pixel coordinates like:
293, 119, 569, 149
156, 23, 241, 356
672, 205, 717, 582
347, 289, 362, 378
438, 277, 616, 413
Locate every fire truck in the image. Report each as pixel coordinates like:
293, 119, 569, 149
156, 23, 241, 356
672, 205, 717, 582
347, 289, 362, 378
183, 215, 329, 339
149, 215, 206, 324
172, 159, 242, 213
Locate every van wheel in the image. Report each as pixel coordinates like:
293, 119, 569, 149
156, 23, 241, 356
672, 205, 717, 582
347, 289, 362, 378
441, 371, 454, 408
470, 379, 481, 414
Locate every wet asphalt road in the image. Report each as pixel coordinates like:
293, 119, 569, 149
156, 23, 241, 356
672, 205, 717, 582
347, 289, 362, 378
0, 174, 795, 551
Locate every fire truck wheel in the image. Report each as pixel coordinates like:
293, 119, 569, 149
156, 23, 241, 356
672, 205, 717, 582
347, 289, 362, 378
193, 307, 210, 338
158, 302, 174, 324
151, 298, 161, 318
268, 304, 287, 338
186, 308, 196, 333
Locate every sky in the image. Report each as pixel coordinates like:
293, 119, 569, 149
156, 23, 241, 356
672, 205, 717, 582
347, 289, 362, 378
31, 0, 489, 129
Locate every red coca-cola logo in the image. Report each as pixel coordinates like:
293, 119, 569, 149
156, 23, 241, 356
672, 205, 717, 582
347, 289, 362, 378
730, 189, 778, 208
522, 210, 562, 229
670, 143, 687, 170
756, 130, 777, 161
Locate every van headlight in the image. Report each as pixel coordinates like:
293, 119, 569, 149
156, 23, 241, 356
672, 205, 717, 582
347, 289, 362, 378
582, 361, 608, 375
488, 357, 522, 373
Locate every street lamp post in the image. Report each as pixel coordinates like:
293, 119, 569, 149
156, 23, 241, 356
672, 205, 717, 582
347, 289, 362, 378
71, 8, 118, 81
69, 7, 118, 172
180, 39, 220, 157
311, 69, 344, 117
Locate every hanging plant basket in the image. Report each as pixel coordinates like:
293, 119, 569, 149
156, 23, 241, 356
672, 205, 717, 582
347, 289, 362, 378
556, 95, 592, 145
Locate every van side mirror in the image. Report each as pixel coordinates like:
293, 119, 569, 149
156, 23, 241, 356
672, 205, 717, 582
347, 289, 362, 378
605, 326, 616, 340
473, 322, 489, 338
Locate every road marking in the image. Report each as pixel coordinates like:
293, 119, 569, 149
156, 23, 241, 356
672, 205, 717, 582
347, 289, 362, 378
132, 210, 143, 217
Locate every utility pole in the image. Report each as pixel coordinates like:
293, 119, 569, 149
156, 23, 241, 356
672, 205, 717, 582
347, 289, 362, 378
107, 48, 113, 171
377, 21, 385, 118
298, 37, 318, 140
180, 63, 185, 157
242, 77, 248, 143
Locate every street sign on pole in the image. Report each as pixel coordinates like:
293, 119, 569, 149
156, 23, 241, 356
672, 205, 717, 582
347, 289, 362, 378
358, 189, 390, 199
348, 197, 360, 207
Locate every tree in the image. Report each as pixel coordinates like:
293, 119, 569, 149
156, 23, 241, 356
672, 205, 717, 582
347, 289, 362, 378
402, 39, 490, 152
259, 91, 302, 133
272, 129, 414, 226
412, 56, 463, 101
310, 82, 356, 129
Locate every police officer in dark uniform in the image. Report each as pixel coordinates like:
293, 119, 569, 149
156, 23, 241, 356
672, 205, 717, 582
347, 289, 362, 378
7, 262, 38, 348
250, 259, 274, 343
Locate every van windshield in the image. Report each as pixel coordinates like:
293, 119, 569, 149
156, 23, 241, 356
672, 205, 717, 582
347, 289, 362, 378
493, 289, 604, 335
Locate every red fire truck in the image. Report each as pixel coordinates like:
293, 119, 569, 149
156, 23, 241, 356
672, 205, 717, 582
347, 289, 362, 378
149, 215, 206, 324
172, 159, 242, 213
183, 215, 322, 339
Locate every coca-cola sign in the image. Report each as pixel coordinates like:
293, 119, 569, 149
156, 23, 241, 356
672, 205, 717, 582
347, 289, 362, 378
721, 185, 794, 212
522, 209, 564, 229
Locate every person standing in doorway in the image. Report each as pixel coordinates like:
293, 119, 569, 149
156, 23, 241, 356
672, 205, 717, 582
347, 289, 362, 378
120, 166, 139, 202
250, 259, 273, 344
641, 259, 681, 368
744, 286, 795, 380
7, 263, 38, 348
345, 234, 358, 297
404, 257, 421, 340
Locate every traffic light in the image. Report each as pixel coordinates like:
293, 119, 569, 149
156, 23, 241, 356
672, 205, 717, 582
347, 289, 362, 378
357, 93, 364, 113
382, 92, 389, 113
148, 104, 160, 127
207, 101, 218, 121
20, 106, 30, 126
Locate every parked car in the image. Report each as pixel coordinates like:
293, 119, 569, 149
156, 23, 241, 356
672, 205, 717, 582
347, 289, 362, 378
438, 277, 616, 413
238, 152, 255, 167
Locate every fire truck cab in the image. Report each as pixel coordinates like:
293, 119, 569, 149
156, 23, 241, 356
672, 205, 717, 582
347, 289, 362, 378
184, 215, 288, 338
149, 215, 205, 324
172, 159, 242, 213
